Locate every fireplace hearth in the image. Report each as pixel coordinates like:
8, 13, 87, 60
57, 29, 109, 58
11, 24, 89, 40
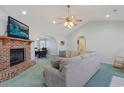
10, 48, 24, 67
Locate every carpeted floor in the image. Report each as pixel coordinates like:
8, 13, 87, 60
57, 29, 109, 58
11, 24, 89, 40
0, 55, 124, 87
0, 56, 53, 87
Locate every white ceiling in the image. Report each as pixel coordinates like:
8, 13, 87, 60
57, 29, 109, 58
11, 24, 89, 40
1, 5, 124, 39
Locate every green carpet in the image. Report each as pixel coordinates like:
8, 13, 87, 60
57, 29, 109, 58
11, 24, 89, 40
0, 56, 124, 87
84, 63, 124, 87
0, 56, 53, 87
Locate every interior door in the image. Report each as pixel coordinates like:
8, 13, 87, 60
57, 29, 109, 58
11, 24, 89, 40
77, 37, 86, 53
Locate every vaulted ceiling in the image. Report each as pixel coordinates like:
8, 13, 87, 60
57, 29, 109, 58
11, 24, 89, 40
1, 5, 124, 39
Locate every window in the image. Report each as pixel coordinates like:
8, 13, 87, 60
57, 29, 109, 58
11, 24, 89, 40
40, 40, 46, 48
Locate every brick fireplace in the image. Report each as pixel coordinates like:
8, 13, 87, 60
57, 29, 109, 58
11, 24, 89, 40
0, 36, 36, 82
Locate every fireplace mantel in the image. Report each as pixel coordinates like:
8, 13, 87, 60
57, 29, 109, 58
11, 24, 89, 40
0, 36, 34, 45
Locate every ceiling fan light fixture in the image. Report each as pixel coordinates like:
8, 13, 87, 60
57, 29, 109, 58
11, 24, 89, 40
68, 25, 72, 29
53, 20, 56, 24
53, 5, 82, 29
64, 22, 68, 26
69, 22, 74, 26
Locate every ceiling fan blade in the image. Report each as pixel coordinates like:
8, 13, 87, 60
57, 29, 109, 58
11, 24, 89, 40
58, 17, 66, 20
57, 23, 63, 24
76, 19, 82, 22
54, 22, 63, 24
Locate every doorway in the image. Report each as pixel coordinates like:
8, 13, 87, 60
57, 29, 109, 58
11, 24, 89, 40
77, 36, 86, 54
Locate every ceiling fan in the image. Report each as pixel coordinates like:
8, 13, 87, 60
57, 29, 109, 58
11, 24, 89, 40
53, 5, 82, 29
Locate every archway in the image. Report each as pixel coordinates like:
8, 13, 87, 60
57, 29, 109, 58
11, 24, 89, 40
34, 35, 58, 56
77, 36, 86, 54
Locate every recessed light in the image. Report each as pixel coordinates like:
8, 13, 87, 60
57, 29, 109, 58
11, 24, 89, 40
53, 20, 56, 24
113, 9, 117, 12
105, 14, 110, 18
22, 10, 27, 15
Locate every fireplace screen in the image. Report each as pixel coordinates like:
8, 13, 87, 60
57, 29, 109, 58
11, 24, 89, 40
10, 48, 24, 67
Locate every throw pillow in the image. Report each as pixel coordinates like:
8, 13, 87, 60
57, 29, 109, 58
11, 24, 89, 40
51, 58, 63, 69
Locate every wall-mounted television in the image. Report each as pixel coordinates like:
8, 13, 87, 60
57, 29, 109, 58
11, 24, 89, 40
7, 16, 29, 39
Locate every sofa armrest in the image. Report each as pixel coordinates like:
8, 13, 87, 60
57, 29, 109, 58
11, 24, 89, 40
43, 65, 64, 80
43, 65, 65, 87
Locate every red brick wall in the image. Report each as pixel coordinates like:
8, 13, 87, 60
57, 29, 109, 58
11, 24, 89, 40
0, 40, 36, 82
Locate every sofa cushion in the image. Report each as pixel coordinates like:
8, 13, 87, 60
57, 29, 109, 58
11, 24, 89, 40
59, 56, 82, 72
65, 51, 71, 58
51, 57, 63, 69
51, 60, 60, 69
59, 51, 66, 57
80, 51, 95, 60
70, 51, 80, 57
51, 57, 68, 69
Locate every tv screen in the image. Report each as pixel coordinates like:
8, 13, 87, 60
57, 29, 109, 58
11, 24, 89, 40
7, 16, 29, 39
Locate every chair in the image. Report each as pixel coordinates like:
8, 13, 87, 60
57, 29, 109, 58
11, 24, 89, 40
112, 49, 124, 71
36, 48, 47, 58
113, 56, 124, 71
42, 47, 47, 57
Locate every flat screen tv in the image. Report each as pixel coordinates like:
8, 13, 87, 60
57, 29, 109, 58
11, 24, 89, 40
7, 16, 29, 39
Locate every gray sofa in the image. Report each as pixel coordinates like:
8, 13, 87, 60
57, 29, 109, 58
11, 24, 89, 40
43, 52, 100, 87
